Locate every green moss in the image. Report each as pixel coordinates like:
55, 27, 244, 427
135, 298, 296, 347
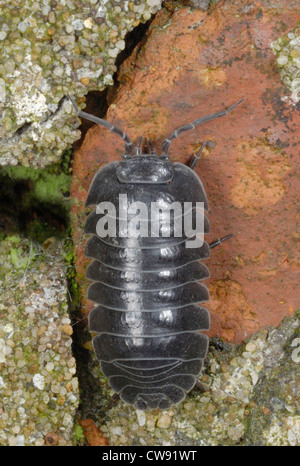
2, 165, 70, 206
10, 247, 30, 269
6, 234, 21, 243
73, 423, 85, 444
0, 236, 37, 287
63, 236, 81, 313
0, 149, 72, 242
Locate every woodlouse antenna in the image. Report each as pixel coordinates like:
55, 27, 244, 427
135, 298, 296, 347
68, 95, 134, 155
161, 98, 245, 157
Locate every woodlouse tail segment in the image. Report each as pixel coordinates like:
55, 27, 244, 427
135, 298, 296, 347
67, 95, 134, 155
161, 97, 245, 157
209, 233, 234, 249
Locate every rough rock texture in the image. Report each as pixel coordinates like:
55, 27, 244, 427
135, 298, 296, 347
190, 0, 220, 10
71, 0, 300, 343
0, 235, 79, 446
82, 312, 300, 446
271, 27, 300, 103
190, 0, 210, 10
0, 0, 163, 167
79, 418, 108, 446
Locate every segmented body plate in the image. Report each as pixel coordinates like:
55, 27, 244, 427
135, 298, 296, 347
85, 158, 210, 410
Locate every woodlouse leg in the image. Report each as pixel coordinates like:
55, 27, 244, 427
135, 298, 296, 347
135, 136, 143, 155
190, 140, 216, 170
209, 234, 233, 249
195, 381, 209, 392
147, 138, 157, 155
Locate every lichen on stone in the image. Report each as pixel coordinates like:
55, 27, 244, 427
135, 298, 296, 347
0, 0, 163, 167
271, 26, 300, 103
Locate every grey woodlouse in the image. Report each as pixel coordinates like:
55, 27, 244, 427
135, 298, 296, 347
69, 96, 243, 410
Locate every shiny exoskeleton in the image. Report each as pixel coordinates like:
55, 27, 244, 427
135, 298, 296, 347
69, 96, 243, 410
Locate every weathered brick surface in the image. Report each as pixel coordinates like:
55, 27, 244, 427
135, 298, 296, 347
71, 0, 300, 343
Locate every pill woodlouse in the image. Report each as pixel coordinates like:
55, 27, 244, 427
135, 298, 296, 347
70, 96, 243, 410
